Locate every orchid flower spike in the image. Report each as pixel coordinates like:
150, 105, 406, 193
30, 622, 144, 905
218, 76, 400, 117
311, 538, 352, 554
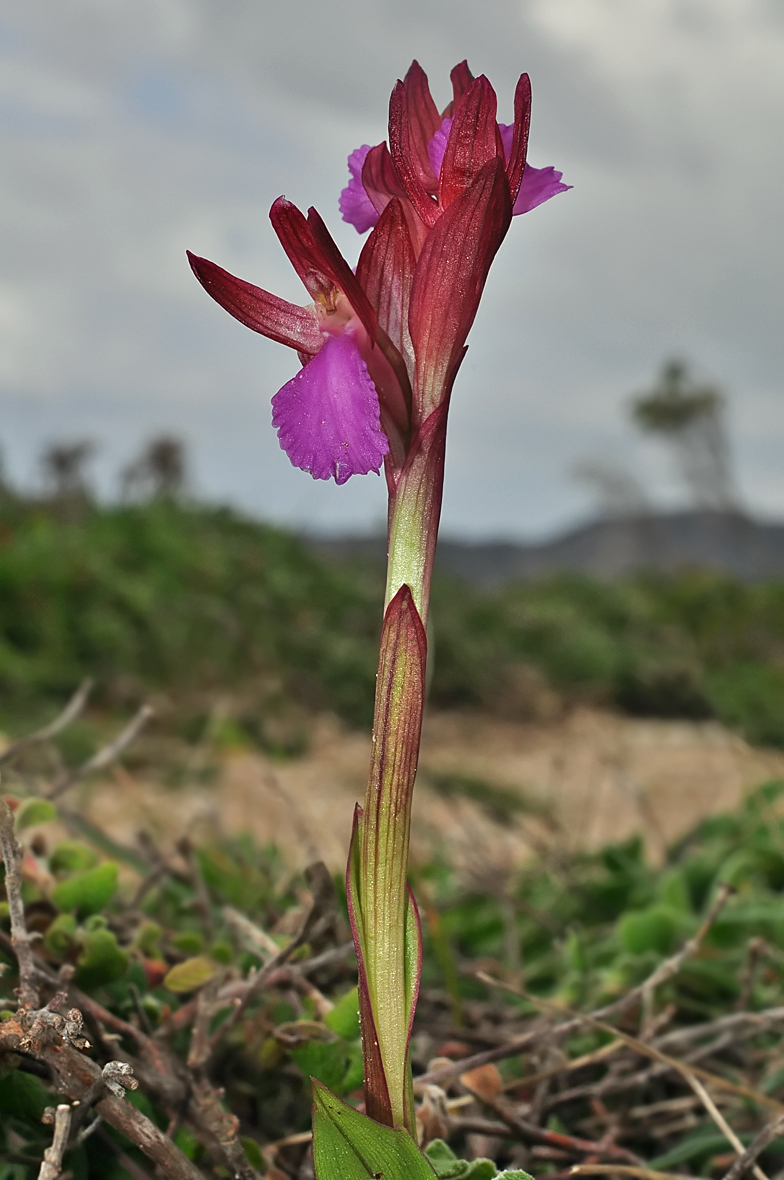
188, 60, 569, 492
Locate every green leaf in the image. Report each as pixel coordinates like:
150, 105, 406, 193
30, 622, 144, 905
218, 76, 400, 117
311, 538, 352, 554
75, 924, 129, 989
51, 861, 119, 915
0, 1069, 52, 1121
50, 840, 99, 875
241, 1137, 264, 1169
14, 797, 57, 830
424, 1139, 498, 1179
43, 912, 78, 957
292, 1040, 351, 1094
324, 986, 360, 1041
618, 904, 678, 955
163, 955, 216, 993
312, 1081, 435, 1180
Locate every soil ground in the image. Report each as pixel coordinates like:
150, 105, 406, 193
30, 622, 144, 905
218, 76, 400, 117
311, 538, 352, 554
83, 706, 784, 874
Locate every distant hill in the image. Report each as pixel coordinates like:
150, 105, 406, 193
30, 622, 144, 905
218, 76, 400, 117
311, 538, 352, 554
311, 510, 784, 587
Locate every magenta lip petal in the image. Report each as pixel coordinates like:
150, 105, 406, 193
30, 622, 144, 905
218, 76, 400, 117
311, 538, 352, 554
512, 162, 572, 215
426, 116, 453, 180
271, 332, 389, 484
339, 145, 380, 233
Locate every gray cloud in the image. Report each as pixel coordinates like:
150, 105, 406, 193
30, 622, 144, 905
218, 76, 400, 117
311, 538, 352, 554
0, 0, 782, 538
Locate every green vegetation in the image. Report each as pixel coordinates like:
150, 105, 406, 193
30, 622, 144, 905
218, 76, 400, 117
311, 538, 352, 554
1, 496, 784, 745
5, 766, 784, 1176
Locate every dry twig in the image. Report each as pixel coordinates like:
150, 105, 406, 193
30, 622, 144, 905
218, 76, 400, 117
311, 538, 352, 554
0, 679, 93, 767
0, 795, 40, 1010
46, 703, 155, 800
38, 1105, 72, 1180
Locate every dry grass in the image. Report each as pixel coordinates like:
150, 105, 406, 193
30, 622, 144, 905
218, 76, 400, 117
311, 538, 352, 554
82, 706, 784, 872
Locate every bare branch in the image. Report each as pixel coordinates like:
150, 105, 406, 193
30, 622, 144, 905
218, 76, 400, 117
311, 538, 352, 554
721, 1115, 784, 1180
38, 1105, 72, 1180
0, 680, 93, 767
47, 704, 155, 800
0, 796, 40, 1009
0, 1011, 203, 1180
417, 885, 733, 1088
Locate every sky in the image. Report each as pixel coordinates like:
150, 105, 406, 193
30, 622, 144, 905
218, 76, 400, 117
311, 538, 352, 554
1, 0, 782, 539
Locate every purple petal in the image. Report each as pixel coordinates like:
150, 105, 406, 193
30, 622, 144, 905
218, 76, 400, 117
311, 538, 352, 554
271, 332, 389, 484
427, 116, 453, 180
512, 163, 572, 214
497, 123, 571, 214
339, 145, 379, 233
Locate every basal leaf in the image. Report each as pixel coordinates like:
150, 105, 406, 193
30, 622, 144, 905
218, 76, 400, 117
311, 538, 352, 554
312, 1081, 435, 1180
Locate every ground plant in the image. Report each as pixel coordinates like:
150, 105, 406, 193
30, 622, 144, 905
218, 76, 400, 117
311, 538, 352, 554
3, 695, 784, 1178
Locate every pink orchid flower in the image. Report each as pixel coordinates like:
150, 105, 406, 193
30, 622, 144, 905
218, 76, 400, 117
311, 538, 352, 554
188, 60, 568, 500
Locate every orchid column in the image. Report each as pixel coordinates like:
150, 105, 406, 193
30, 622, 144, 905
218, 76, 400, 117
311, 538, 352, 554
188, 59, 568, 1138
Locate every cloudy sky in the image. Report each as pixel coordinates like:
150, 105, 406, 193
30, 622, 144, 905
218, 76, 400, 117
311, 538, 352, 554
1, 0, 782, 538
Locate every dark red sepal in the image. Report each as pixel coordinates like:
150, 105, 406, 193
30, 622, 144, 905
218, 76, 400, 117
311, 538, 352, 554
505, 73, 532, 204
409, 158, 512, 417
186, 251, 323, 355
269, 198, 377, 343
356, 200, 416, 385
388, 82, 440, 230
400, 61, 442, 195
447, 60, 476, 115
438, 75, 503, 210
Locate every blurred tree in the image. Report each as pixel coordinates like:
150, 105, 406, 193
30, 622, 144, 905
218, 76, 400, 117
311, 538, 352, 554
40, 441, 95, 523
631, 360, 738, 511
571, 457, 651, 518
121, 435, 187, 500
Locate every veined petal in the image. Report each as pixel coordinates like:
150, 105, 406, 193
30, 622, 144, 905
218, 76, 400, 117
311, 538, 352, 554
271, 332, 389, 484
389, 81, 440, 229
356, 198, 416, 380
426, 117, 452, 181
438, 75, 504, 210
409, 158, 512, 418
339, 145, 379, 233
505, 73, 532, 202
269, 198, 377, 343
513, 163, 572, 214
445, 59, 475, 117
498, 123, 571, 214
306, 205, 379, 340
361, 141, 408, 219
400, 61, 441, 195
186, 252, 322, 355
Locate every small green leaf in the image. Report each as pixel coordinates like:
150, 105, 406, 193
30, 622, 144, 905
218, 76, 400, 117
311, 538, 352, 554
241, 1137, 264, 1169
312, 1081, 435, 1180
51, 861, 119, 915
50, 840, 99, 875
163, 955, 216, 994
15, 797, 57, 830
425, 1140, 499, 1179
292, 1040, 350, 1094
44, 912, 78, 957
76, 926, 129, 989
618, 904, 678, 955
324, 986, 360, 1041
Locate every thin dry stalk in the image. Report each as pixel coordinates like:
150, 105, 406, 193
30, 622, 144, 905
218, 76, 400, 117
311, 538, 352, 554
570, 1166, 700, 1180
720, 1115, 784, 1180
0, 796, 40, 1009
0, 679, 92, 766
682, 1071, 769, 1180
38, 1105, 72, 1180
47, 704, 155, 800
418, 887, 733, 1089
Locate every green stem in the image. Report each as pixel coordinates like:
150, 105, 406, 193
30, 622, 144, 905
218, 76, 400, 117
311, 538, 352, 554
358, 419, 447, 1132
